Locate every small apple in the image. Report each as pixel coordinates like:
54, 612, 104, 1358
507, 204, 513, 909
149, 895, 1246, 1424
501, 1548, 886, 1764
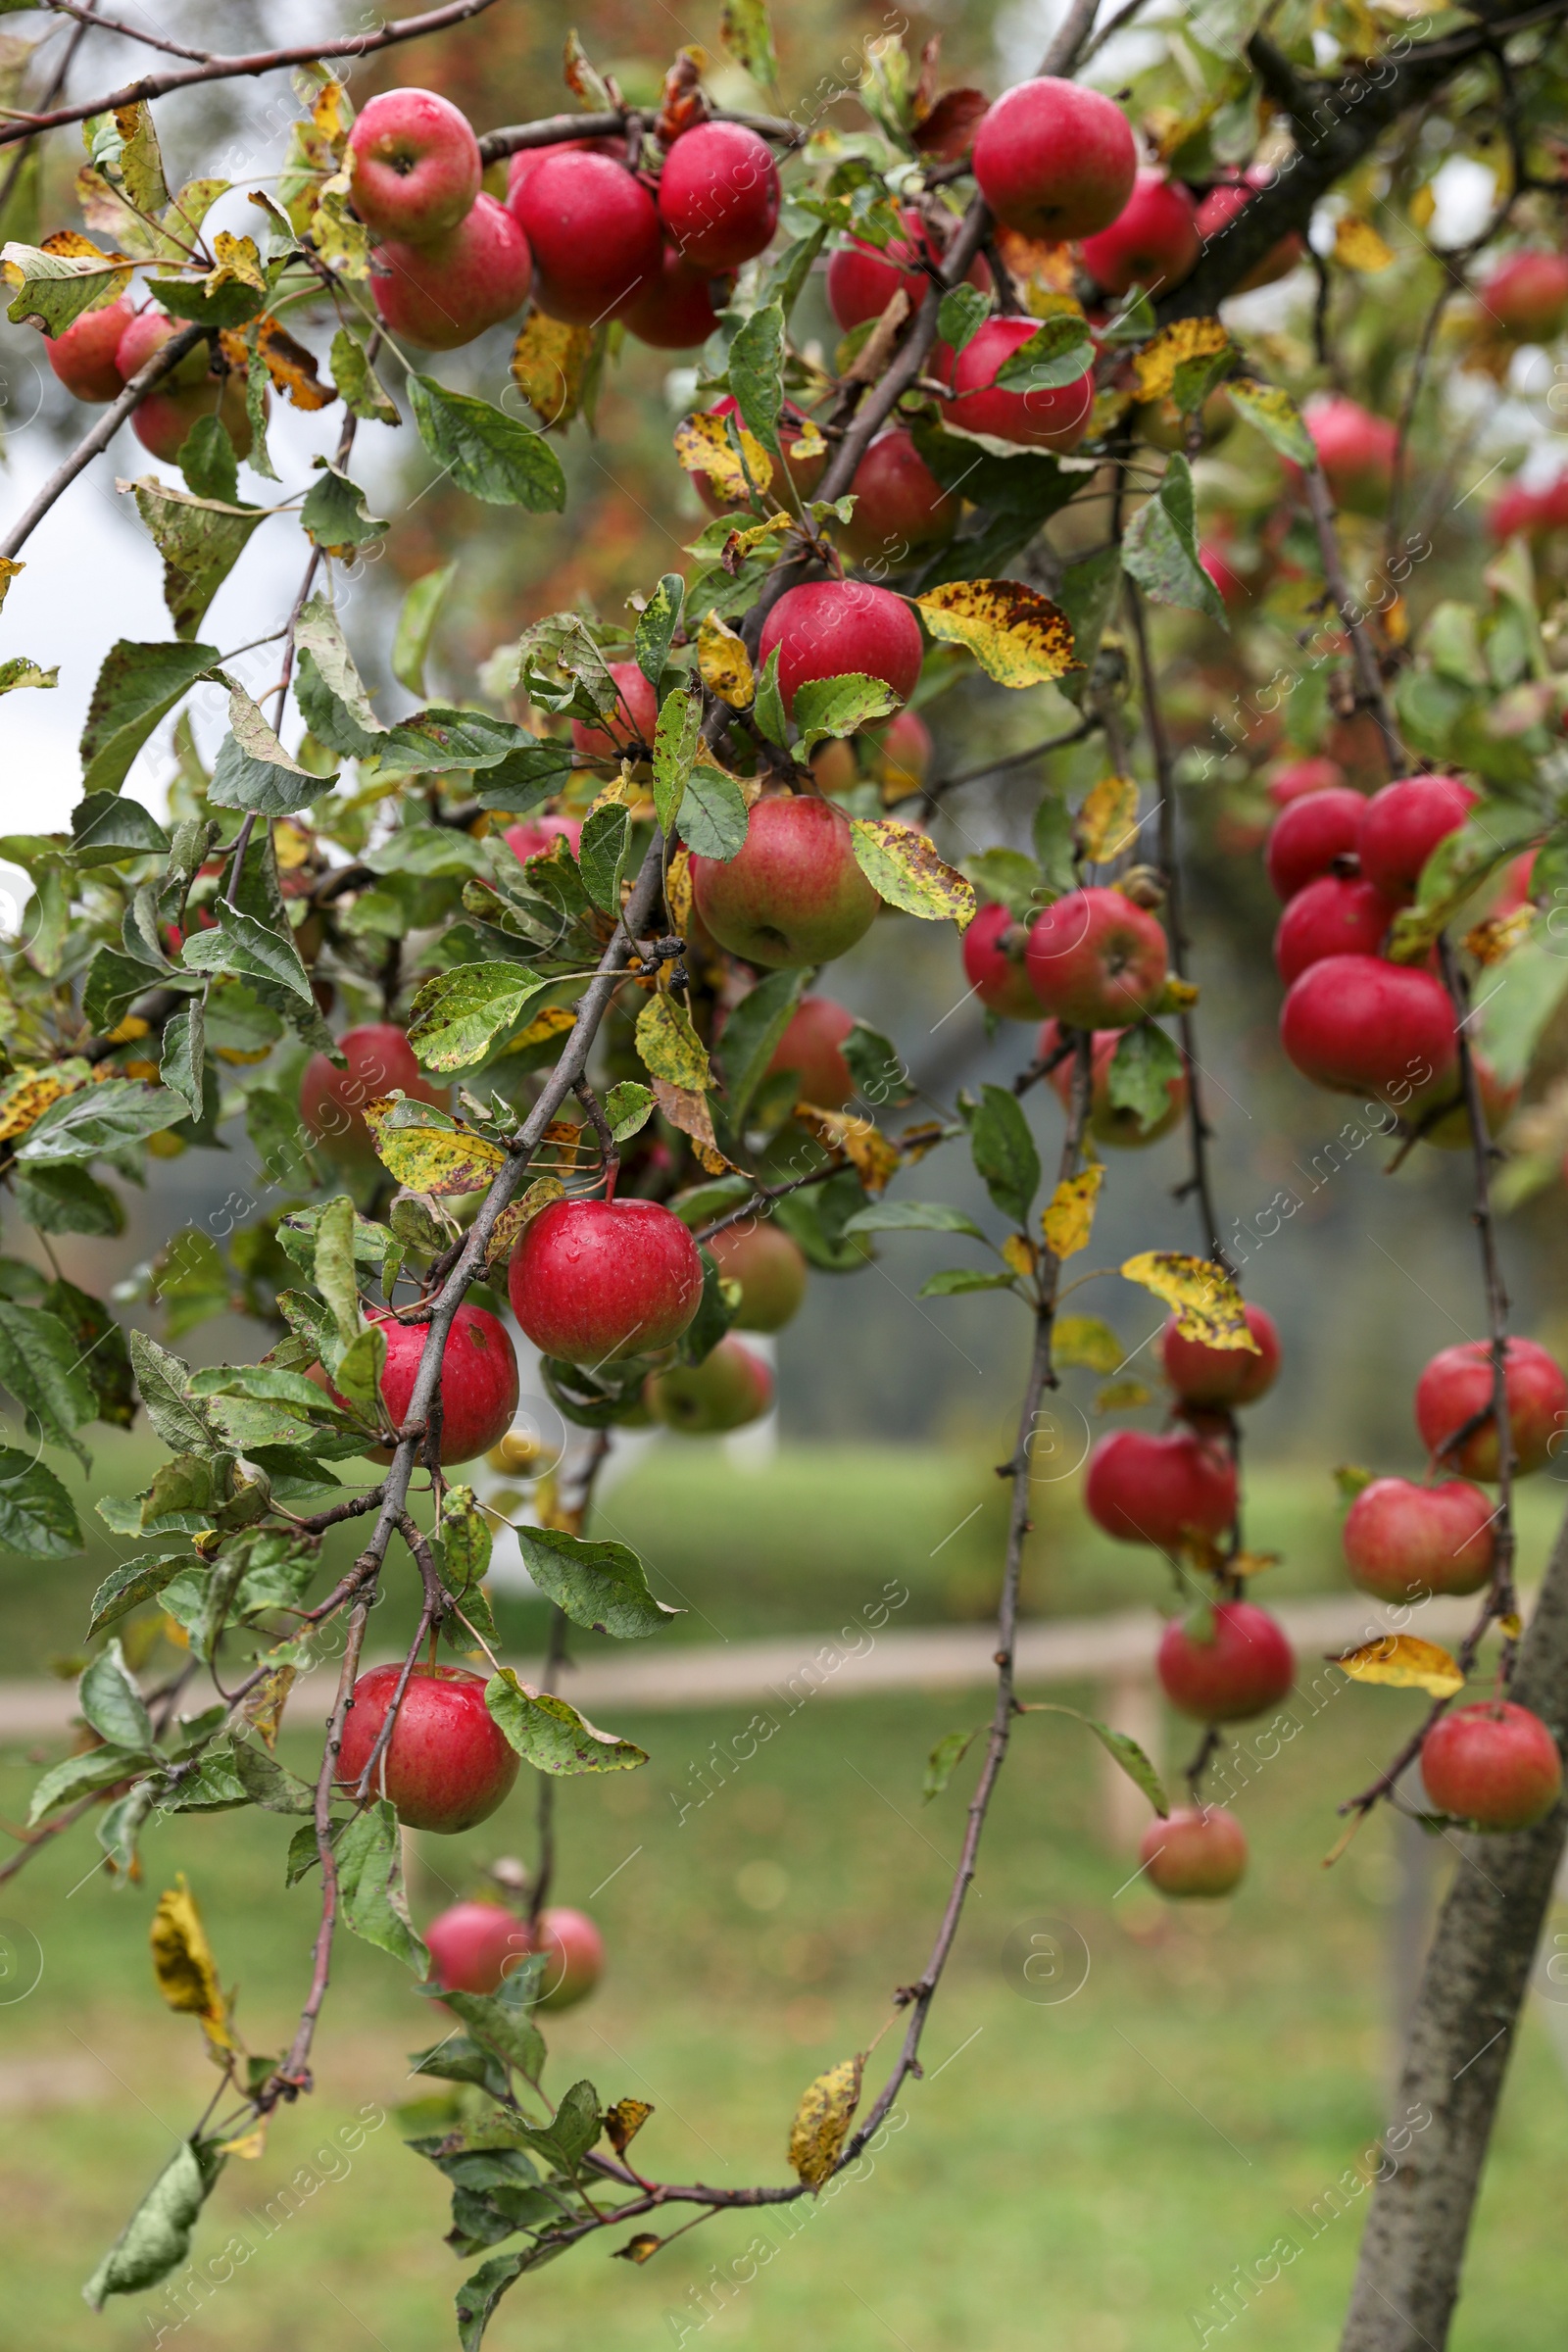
1084, 1427, 1237, 1549
1342, 1477, 1495, 1604
1414, 1338, 1568, 1479
1025, 886, 1168, 1031
510, 1197, 704, 1366
765, 993, 858, 1106
622, 245, 729, 349
657, 121, 779, 271
646, 1334, 773, 1433
370, 194, 532, 350
1264, 786, 1368, 901
569, 661, 661, 762
1040, 1017, 1189, 1149
1420, 1701, 1562, 1832
964, 902, 1041, 1020
939, 314, 1095, 453
825, 208, 989, 332
507, 148, 662, 326
1265, 755, 1348, 808
1162, 1303, 1280, 1409
348, 87, 481, 241
1080, 171, 1201, 296
971, 76, 1137, 242
425, 1899, 532, 1993
691, 795, 881, 969
757, 579, 924, 716
1140, 1805, 1248, 1898
336, 1663, 519, 1833
1273, 873, 1397, 985
1304, 397, 1398, 516
505, 813, 583, 861
300, 1022, 449, 1167
1479, 250, 1568, 343
1356, 774, 1478, 906
839, 430, 960, 565
1157, 1599, 1295, 1722
1279, 955, 1457, 1102
45, 294, 135, 401
532, 1906, 605, 2008
705, 1220, 808, 1332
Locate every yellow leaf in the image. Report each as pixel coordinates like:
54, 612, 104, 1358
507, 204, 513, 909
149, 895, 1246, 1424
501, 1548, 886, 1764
0, 1066, 81, 1144
237, 1664, 294, 1750
1334, 216, 1395, 272
990, 229, 1079, 308
362, 1100, 507, 1197
1154, 975, 1200, 1011
636, 992, 711, 1091
217, 2119, 269, 2159
652, 1077, 728, 1173
484, 1177, 566, 1269
616, 2232, 663, 2264
1134, 317, 1231, 403
606, 2096, 654, 2153
1043, 1166, 1104, 1259
206, 230, 266, 296
791, 417, 828, 462
1331, 1635, 1464, 1697
1054, 1314, 1124, 1373
1498, 1611, 1523, 1640
849, 817, 976, 929
1002, 1233, 1038, 1281
697, 610, 755, 710
1077, 774, 1141, 863
511, 313, 594, 430
673, 408, 773, 502
1464, 906, 1534, 966
1119, 1250, 1260, 1351
1408, 184, 1436, 232
794, 1104, 901, 1194
311, 74, 351, 156
0, 556, 23, 612
220, 313, 333, 411
897, 1117, 947, 1164
502, 1005, 576, 1057
788, 2053, 863, 2190
1230, 1548, 1282, 1578
150, 1875, 235, 2051
664, 847, 694, 940
272, 819, 313, 868
1096, 1377, 1152, 1411
915, 578, 1081, 690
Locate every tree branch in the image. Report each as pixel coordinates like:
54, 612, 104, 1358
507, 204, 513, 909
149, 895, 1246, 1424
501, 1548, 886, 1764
0, 319, 207, 564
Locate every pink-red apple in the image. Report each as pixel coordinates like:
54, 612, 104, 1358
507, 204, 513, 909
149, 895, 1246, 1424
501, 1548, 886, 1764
840, 429, 960, 564
692, 795, 881, 968
1480, 250, 1568, 343
657, 121, 779, 270
1041, 1017, 1189, 1149
971, 76, 1136, 242
1342, 1476, 1495, 1603
963, 901, 1041, 1020
509, 1197, 704, 1366
622, 245, 728, 349
825, 209, 988, 332
508, 148, 662, 325
1026, 886, 1168, 1030
1421, 1701, 1562, 1831
871, 709, 933, 795
1264, 786, 1367, 901
116, 309, 254, 463
705, 1221, 808, 1332
370, 194, 532, 350
1273, 873, 1397, 985
939, 314, 1095, 452
337, 1663, 519, 1833
532, 1906, 605, 2008
646, 1334, 773, 1433
757, 579, 924, 716
1080, 172, 1200, 296
374, 1302, 518, 1464
1357, 773, 1478, 906
1305, 397, 1398, 516
1156, 1599, 1295, 1722
505, 813, 583, 861
425, 1899, 532, 1993
1141, 1804, 1248, 1897
1414, 1338, 1568, 1480
1279, 955, 1457, 1101
765, 993, 858, 1106
45, 294, 134, 401
569, 661, 660, 761
300, 1022, 449, 1166
348, 88, 481, 241
1162, 1302, 1280, 1409
1195, 170, 1305, 290
1085, 1427, 1237, 1549
1266, 755, 1348, 808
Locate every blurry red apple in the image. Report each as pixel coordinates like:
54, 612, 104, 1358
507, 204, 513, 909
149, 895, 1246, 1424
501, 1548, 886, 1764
840, 430, 960, 565
765, 993, 857, 1105
532, 1906, 605, 2008
300, 1022, 448, 1166
1162, 1302, 1280, 1408
1480, 250, 1568, 343
1026, 886, 1168, 1030
1273, 873, 1397, 984
1266, 755, 1348, 808
1157, 1599, 1295, 1722
508, 148, 662, 325
1414, 1338, 1568, 1479
1085, 1427, 1237, 1549
622, 245, 728, 348
425, 1900, 532, 1993
1305, 397, 1398, 516
1141, 1804, 1248, 1897
45, 294, 134, 401
657, 121, 779, 270
569, 661, 660, 761
826, 208, 989, 332
1264, 786, 1367, 901
706, 1220, 808, 1331
646, 1334, 773, 1433
1080, 172, 1200, 296
1420, 1702, 1562, 1831
370, 194, 532, 349
939, 314, 1094, 452
1041, 1017, 1189, 1149
1357, 774, 1478, 906
1279, 955, 1456, 1101
1342, 1476, 1495, 1603
963, 901, 1041, 1019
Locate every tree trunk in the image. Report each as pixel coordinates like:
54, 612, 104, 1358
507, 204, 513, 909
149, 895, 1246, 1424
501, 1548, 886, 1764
1339, 1505, 1568, 2348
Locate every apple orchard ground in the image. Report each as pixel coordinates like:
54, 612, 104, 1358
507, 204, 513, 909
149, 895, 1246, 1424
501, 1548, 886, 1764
3, 1448, 1568, 2348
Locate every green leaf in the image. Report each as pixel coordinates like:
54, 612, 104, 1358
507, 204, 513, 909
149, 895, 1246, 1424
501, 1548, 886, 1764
82, 2140, 222, 2311
147, 270, 266, 329
753, 642, 789, 749
677, 764, 750, 860
918, 1267, 1017, 1296
407, 962, 551, 1070
331, 1324, 387, 1419
374, 708, 535, 783
408, 375, 567, 511
79, 1640, 154, 1749
652, 687, 702, 837
17, 1079, 184, 1163
393, 561, 458, 697
719, 0, 778, 83
0, 657, 57, 694
843, 1200, 989, 1239
209, 679, 336, 814
43, 1275, 135, 1429
336, 1798, 429, 1972
791, 671, 899, 758
961, 847, 1041, 921
82, 946, 173, 1035
1476, 935, 1568, 1088
1056, 545, 1124, 683
229, 1739, 317, 1814
1105, 1024, 1184, 1134
1032, 1702, 1168, 1816
718, 967, 804, 1126
1121, 452, 1225, 623
28, 1741, 151, 1826
79, 640, 219, 795
634, 573, 684, 686
159, 1000, 205, 1121
485, 1671, 648, 1775
126, 476, 264, 642
969, 1084, 1040, 1226
0, 1445, 82, 1555
924, 1725, 981, 1800
1227, 376, 1313, 468
70, 789, 171, 866
937, 283, 990, 354
605, 1080, 653, 1141
760, 220, 827, 321
993, 313, 1096, 390
2, 237, 131, 334
330, 324, 399, 424
127, 1329, 220, 1455
456, 2250, 532, 2352
179, 900, 315, 1003
87, 1553, 190, 1636
301, 461, 387, 555
1054, 1314, 1125, 1373
728, 298, 787, 461
512, 1525, 678, 1640
313, 1193, 363, 1351
12, 1161, 124, 1238
178, 413, 238, 503
578, 801, 630, 914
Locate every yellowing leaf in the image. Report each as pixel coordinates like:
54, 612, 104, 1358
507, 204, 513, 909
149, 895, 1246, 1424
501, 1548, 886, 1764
1230, 1549, 1281, 1578
792, 416, 827, 462
362, 1101, 507, 1197
217, 2120, 270, 2159
1002, 1233, 1038, 1281
1464, 906, 1534, 966
511, 312, 594, 430
206, 230, 265, 296
1077, 774, 1141, 863
794, 1104, 901, 1194
237, 1663, 294, 1749
312, 74, 351, 155
1054, 1314, 1123, 1373
502, 1005, 576, 1057
220, 313, 332, 411
697, 610, 755, 710
1334, 216, 1395, 272
0, 557, 23, 612
1332, 1635, 1464, 1697
673, 408, 773, 502
991, 229, 1078, 307
665, 847, 694, 939
0, 1066, 82, 1144
1134, 317, 1231, 403
1096, 1377, 1152, 1410
1043, 1165, 1104, 1259
850, 817, 976, 928
636, 992, 711, 1091
1119, 1250, 1259, 1351
788, 2053, 863, 2190
150, 1875, 235, 2050
606, 2097, 654, 2153
915, 579, 1081, 689
652, 1077, 728, 1174
484, 1176, 566, 1269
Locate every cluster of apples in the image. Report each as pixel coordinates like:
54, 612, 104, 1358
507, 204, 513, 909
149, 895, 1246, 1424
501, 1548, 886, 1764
45, 295, 257, 463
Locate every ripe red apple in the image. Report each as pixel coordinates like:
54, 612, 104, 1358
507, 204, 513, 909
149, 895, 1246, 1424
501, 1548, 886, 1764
425, 1899, 532, 1993
690, 394, 827, 514
622, 245, 728, 349
1274, 873, 1397, 985
646, 1334, 773, 1433
971, 75, 1136, 242
1157, 1599, 1295, 1722
506, 136, 623, 202
336, 1663, 519, 1833
1041, 1017, 1189, 1149
1266, 755, 1348, 808
657, 121, 779, 270
705, 1220, 808, 1332
1085, 1427, 1237, 1549
1279, 955, 1457, 1101
370, 195, 532, 350
376, 1302, 518, 1464
1026, 886, 1168, 1031
1264, 786, 1368, 901
1488, 482, 1548, 542
348, 88, 481, 241
45, 294, 134, 401
766, 993, 857, 1106
1356, 774, 1478, 906
1480, 250, 1568, 343
1080, 171, 1201, 297
532, 1906, 605, 2008
1342, 1476, 1495, 1604
510, 1198, 703, 1366
1162, 1303, 1280, 1409
758, 579, 924, 716
300, 1021, 449, 1166
693, 794, 880, 969
507, 148, 662, 325
870, 709, 933, 795
1195, 169, 1305, 290
963, 901, 1041, 1019
1305, 397, 1398, 516
1414, 1338, 1568, 1479
938, 314, 1095, 453
1140, 1804, 1248, 1897
569, 661, 661, 761
117, 308, 254, 463
505, 813, 583, 861
1420, 1702, 1562, 1831
825, 207, 989, 332
840, 429, 960, 565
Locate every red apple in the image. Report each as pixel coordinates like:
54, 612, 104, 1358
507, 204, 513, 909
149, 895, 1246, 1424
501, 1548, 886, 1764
840, 429, 960, 565
1140, 1805, 1248, 1897
657, 121, 779, 270
1342, 1476, 1495, 1604
569, 661, 661, 761
1279, 955, 1456, 1102
1041, 1017, 1189, 1149
300, 1022, 449, 1166
971, 76, 1136, 243
1264, 786, 1368, 901
45, 294, 134, 401
1026, 886, 1168, 1030
1162, 1303, 1280, 1409
1085, 1427, 1237, 1549
507, 148, 662, 325
622, 244, 728, 349
348, 88, 481, 241
1273, 873, 1397, 984
758, 579, 924, 716
1305, 397, 1398, 516
510, 1196, 704, 1366
1414, 1338, 1568, 1480
963, 901, 1041, 1019
1356, 774, 1478, 906
825, 207, 989, 332
370, 195, 531, 350
938, 314, 1095, 452
1420, 1701, 1562, 1831
505, 813, 583, 861
117, 308, 254, 463
375, 1302, 518, 1464
506, 136, 623, 202
646, 1334, 773, 1433
705, 1220, 808, 1332
1488, 482, 1548, 542
425, 1899, 532, 1993
1480, 250, 1568, 343
1195, 169, 1305, 290
531, 1905, 605, 2008
690, 394, 827, 514
766, 994, 857, 1106
1157, 1599, 1295, 1722
336, 1663, 519, 1833
1080, 172, 1201, 297
1266, 755, 1348, 808
871, 709, 933, 794
692, 794, 881, 968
